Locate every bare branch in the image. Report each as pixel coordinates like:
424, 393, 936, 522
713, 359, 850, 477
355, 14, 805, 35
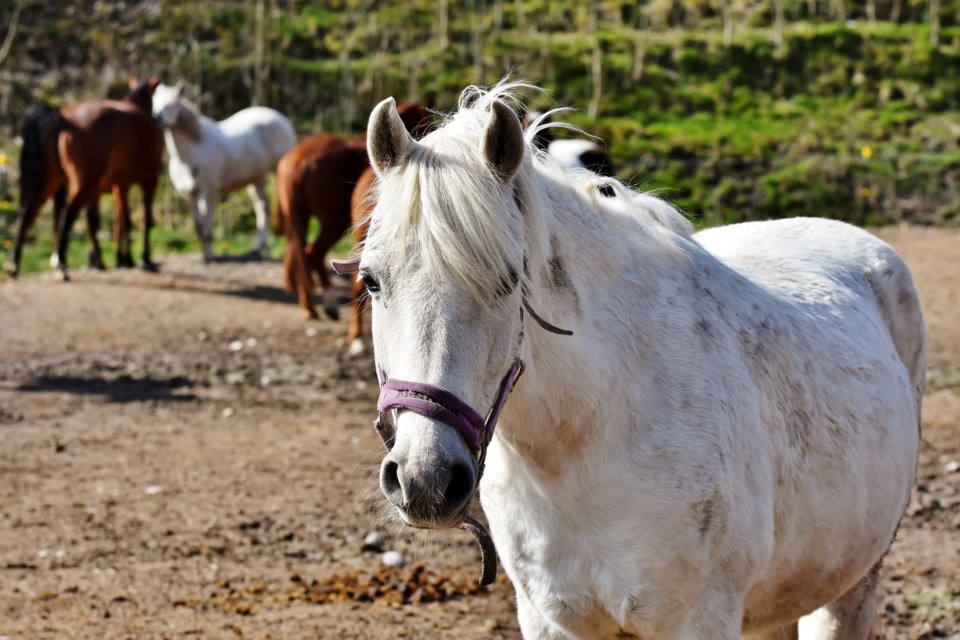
0, 0, 25, 69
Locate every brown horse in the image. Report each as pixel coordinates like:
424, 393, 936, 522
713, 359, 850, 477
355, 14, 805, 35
4, 77, 164, 280
276, 102, 432, 321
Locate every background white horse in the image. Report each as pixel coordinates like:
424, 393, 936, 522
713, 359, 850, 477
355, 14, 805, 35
152, 83, 297, 261
358, 83, 925, 639
524, 110, 616, 177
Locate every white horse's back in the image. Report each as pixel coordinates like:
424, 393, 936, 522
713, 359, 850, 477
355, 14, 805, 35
697, 217, 926, 407
215, 106, 297, 159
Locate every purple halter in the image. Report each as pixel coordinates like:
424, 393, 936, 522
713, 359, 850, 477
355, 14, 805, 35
377, 359, 525, 453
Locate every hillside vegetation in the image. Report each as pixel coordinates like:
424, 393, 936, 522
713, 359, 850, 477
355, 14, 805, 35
1, 0, 958, 253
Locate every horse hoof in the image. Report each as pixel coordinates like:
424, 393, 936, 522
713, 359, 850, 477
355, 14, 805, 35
323, 306, 340, 321
348, 338, 366, 356
53, 269, 70, 282
3, 261, 18, 277
304, 308, 320, 321
142, 261, 158, 273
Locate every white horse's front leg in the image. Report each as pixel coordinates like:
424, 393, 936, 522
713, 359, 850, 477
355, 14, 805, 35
191, 192, 216, 262
246, 181, 270, 256
516, 590, 570, 640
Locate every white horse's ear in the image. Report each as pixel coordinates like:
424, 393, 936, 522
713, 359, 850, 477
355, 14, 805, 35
367, 97, 415, 176
481, 100, 525, 181
174, 80, 185, 96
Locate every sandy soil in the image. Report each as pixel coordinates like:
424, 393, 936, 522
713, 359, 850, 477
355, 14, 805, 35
0, 226, 957, 639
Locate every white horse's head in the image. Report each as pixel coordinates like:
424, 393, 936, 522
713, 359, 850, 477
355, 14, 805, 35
362, 92, 530, 529
152, 82, 201, 140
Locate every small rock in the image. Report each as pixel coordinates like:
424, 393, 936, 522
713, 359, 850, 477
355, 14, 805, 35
222, 407, 235, 418
945, 460, 960, 473
245, 337, 258, 348
362, 531, 385, 552
228, 340, 244, 352
260, 375, 272, 387
382, 550, 405, 568
144, 485, 165, 495
197, 330, 209, 342
305, 327, 318, 337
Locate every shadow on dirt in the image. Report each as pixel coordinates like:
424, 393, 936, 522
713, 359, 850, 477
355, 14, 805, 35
17, 374, 196, 403
99, 259, 354, 310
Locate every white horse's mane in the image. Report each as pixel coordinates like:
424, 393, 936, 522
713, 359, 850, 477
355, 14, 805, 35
371, 80, 692, 305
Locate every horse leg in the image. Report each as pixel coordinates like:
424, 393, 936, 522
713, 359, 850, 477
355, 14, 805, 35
515, 591, 569, 640
52, 188, 93, 281
306, 220, 349, 320
113, 184, 134, 268
140, 180, 158, 271
283, 211, 318, 320
246, 180, 270, 257
192, 191, 215, 262
797, 561, 880, 640
346, 274, 366, 355
4, 198, 44, 277
85, 201, 105, 270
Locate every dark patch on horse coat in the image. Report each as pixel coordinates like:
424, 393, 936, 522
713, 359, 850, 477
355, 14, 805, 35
547, 236, 571, 293
694, 487, 725, 541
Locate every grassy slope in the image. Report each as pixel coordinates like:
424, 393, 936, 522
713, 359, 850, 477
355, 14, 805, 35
3, 4, 959, 275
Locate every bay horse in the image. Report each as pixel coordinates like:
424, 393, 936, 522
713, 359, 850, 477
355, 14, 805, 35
348, 83, 925, 639
275, 102, 431, 321
4, 77, 164, 279
152, 82, 297, 261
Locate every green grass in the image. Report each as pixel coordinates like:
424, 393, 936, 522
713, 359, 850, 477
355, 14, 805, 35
2, 215, 356, 278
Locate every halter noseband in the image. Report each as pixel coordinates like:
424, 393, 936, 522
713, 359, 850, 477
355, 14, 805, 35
376, 359, 525, 453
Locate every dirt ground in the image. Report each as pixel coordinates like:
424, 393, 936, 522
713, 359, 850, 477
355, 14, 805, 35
1, 226, 958, 640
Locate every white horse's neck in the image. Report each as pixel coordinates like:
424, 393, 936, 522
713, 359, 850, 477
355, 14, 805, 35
163, 128, 189, 162
495, 164, 699, 477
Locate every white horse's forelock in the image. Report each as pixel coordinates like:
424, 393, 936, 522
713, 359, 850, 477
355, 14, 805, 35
372, 79, 692, 305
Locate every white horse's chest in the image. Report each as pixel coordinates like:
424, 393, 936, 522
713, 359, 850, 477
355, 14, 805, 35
481, 443, 716, 638
167, 154, 198, 195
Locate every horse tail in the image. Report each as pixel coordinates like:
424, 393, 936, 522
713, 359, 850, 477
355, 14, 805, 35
19, 104, 65, 212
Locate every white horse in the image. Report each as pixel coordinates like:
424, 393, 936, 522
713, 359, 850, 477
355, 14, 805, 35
355, 83, 925, 639
152, 83, 297, 261
524, 110, 616, 177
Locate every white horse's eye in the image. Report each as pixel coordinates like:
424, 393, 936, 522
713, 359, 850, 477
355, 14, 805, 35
360, 270, 381, 294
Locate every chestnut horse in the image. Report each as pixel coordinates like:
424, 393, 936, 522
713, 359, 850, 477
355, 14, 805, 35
276, 102, 431, 321
4, 77, 164, 280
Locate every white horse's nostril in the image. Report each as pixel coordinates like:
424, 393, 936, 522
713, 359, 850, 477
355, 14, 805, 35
380, 451, 477, 526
